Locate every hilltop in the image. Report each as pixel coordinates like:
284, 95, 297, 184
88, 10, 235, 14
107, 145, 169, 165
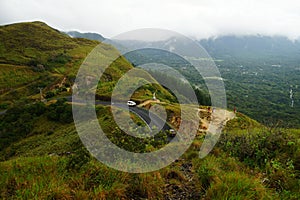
0, 21, 175, 107
0, 21, 99, 106
0, 21, 98, 66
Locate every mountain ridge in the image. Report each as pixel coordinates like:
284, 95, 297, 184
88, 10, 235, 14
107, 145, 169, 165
65, 30, 105, 42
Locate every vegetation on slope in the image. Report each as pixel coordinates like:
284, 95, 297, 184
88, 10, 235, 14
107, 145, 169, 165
0, 21, 175, 106
0, 21, 299, 199
0, 21, 99, 105
0, 21, 98, 67
0, 100, 299, 199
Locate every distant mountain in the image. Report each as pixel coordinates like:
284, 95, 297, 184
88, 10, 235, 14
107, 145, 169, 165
114, 34, 300, 126
65, 31, 300, 62
199, 35, 300, 62
65, 31, 105, 42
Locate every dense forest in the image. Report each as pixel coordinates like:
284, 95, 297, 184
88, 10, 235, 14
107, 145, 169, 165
124, 39, 300, 128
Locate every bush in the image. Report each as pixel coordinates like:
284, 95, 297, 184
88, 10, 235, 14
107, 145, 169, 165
218, 130, 298, 168
65, 147, 90, 172
0, 102, 9, 110
217, 129, 300, 195
45, 91, 55, 99
0, 102, 46, 151
46, 99, 73, 123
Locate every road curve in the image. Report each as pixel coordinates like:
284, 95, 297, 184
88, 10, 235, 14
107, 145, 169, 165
115, 103, 171, 131
0, 97, 171, 133
69, 96, 172, 132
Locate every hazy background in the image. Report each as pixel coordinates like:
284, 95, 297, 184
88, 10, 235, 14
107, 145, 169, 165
1, 0, 300, 40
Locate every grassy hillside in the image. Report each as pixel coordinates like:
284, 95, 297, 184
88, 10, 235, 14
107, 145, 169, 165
0, 21, 299, 199
0, 21, 174, 106
0, 21, 98, 66
0, 101, 299, 199
0, 21, 100, 105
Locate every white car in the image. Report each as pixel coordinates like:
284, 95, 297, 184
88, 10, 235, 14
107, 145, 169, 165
169, 129, 176, 137
127, 100, 136, 107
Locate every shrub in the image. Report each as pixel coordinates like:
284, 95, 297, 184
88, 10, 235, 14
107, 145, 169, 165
217, 129, 300, 195
46, 99, 73, 123
65, 147, 90, 172
218, 130, 298, 169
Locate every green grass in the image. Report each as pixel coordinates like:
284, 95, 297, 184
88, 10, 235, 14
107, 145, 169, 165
194, 155, 277, 199
0, 21, 99, 103
0, 103, 299, 199
0, 155, 167, 199
206, 172, 274, 200
1, 21, 299, 199
0, 64, 41, 89
0, 21, 175, 105
217, 128, 300, 199
0, 21, 98, 67
223, 112, 263, 134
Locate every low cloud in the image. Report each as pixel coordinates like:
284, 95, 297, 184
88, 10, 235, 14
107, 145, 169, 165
1, 0, 300, 40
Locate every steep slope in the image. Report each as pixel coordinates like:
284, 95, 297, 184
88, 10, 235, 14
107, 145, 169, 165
0, 21, 99, 105
0, 21, 174, 105
0, 21, 98, 67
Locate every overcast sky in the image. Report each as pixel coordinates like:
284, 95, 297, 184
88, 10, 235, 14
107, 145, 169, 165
1, 0, 300, 40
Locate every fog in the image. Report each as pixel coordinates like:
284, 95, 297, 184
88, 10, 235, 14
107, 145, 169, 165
1, 0, 300, 40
